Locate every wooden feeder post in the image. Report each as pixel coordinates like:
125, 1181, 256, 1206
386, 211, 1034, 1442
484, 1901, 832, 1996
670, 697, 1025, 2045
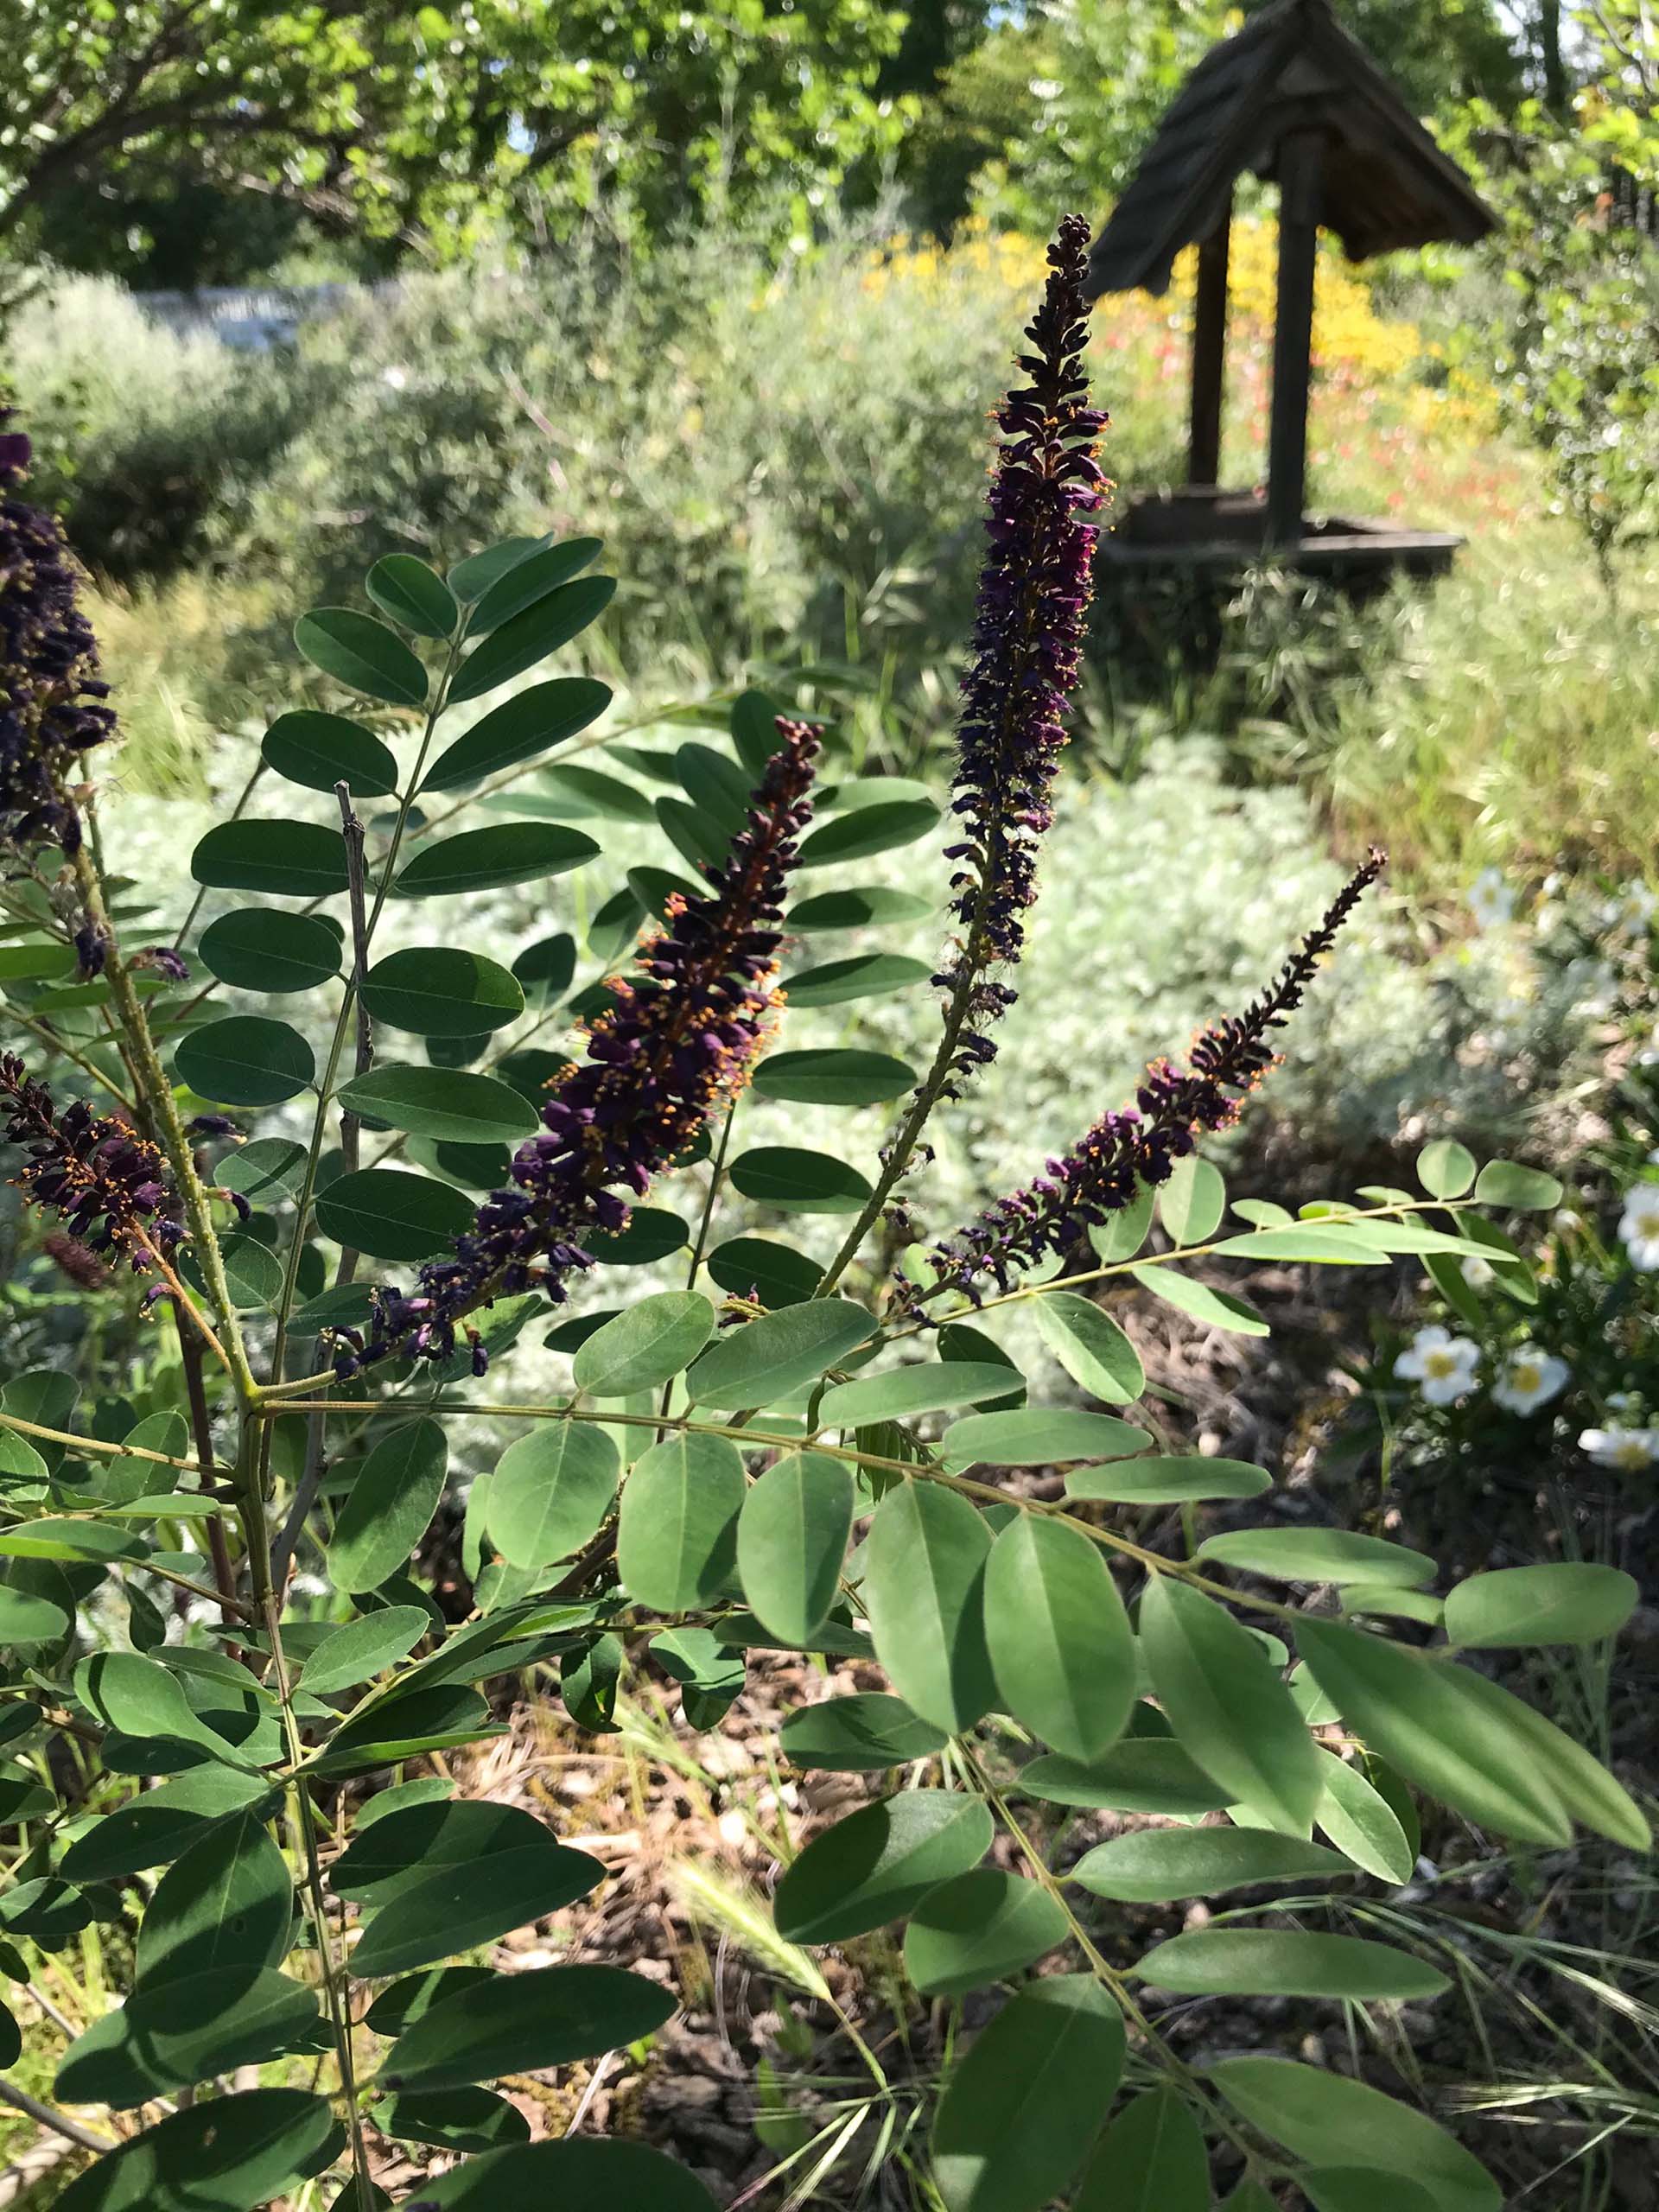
1266, 131, 1324, 545
1188, 194, 1231, 487
1081, 0, 1497, 587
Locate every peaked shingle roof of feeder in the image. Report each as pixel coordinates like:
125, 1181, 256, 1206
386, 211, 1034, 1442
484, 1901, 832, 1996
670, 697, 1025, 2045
1084, 0, 1497, 299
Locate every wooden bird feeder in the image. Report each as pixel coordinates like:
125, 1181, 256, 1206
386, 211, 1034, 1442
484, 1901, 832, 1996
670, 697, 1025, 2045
1084, 0, 1497, 583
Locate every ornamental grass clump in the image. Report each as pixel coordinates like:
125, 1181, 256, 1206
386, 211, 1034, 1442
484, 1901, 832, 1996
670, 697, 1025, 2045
0, 225, 1641, 2212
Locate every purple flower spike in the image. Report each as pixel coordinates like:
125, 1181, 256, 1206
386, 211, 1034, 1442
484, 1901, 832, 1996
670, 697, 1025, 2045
924, 852, 1386, 1300
1, 409, 118, 858
2, 1052, 186, 1272
346, 719, 823, 1375
935, 213, 1108, 1086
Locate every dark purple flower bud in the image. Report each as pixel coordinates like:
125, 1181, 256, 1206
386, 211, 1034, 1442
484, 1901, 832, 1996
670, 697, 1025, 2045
353, 719, 824, 1370
74, 921, 110, 977
132, 945, 190, 983
1, 410, 118, 857
923, 853, 1385, 1300
187, 1114, 242, 1140
934, 215, 1108, 1084
2, 1052, 187, 1270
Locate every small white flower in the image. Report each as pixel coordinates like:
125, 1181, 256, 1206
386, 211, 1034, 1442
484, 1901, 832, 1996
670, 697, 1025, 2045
1491, 1344, 1570, 1414
1637, 1029, 1659, 1068
1603, 880, 1657, 938
1618, 1181, 1659, 1269
1579, 1423, 1659, 1471
1459, 1255, 1496, 1288
1395, 1325, 1482, 1406
382, 365, 409, 390
1467, 868, 1516, 931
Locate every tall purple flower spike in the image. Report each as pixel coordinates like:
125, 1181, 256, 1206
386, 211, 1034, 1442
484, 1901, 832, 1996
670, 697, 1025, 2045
936, 212, 1108, 1090
2, 1054, 185, 1271
925, 852, 1386, 1300
340, 719, 823, 1376
1, 413, 118, 857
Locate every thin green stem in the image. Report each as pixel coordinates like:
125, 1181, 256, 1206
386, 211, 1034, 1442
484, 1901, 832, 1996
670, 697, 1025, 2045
262, 1592, 377, 2210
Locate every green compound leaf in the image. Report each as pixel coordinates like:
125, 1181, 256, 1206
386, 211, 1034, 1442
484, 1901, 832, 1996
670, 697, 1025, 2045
1296, 1618, 1639, 1847
685, 1298, 875, 1409
1017, 1739, 1233, 1815
1065, 1456, 1271, 1505
780, 951, 933, 1006
773, 1790, 993, 1944
384, 1964, 674, 2092
60, 1766, 276, 1884
366, 553, 460, 639
1070, 1824, 1353, 1902
297, 1607, 430, 1697
728, 1145, 873, 1213
349, 1837, 603, 1978
1471, 1159, 1563, 1210
1197, 1528, 1436, 1589
1159, 1154, 1227, 1244
1140, 1575, 1324, 1836
752, 1047, 917, 1106
818, 1361, 1019, 1427
447, 574, 615, 703
778, 1693, 948, 1772
786, 885, 935, 931
1033, 1293, 1146, 1405
1442, 1562, 1638, 1648
54, 2089, 337, 2212
736, 1450, 854, 1645
1416, 1138, 1478, 1199
1207, 2057, 1500, 2212
864, 1481, 996, 1735
392, 822, 600, 897
940, 1408, 1152, 1472
56, 1966, 320, 2107
1129, 1264, 1268, 1334
422, 676, 612, 791
705, 1236, 823, 1310
902, 1867, 1069, 1998
571, 1292, 715, 1397
983, 1514, 1135, 1763
797, 798, 939, 867
360, 947, 524, 1037
314, 1168, 475, 1262
136, 1815, 294, 1990
409, 2139, 720, 2211
198, 908, 342, 995
1136, 1928, 1450, 2000
220, 1137, 308, 1202
489, 1422, 620, 1573
334, 1065, 537, 1143
174, 1016, 314, 1107
261, 709, 400, 798
376, 2089, 528, 2154
931, 1974, 1125, 2212
1074, 2087, 1209, 2212
328, 1421, 448, 1595
191, 818, 350, 898
296, 607, 429, 705
467, 537, 604, 634
617, 1433, 744, 1611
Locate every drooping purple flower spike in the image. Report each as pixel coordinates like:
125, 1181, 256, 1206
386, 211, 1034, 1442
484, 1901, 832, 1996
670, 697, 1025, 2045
923, 851, 1385, 1300
935, 213, 1108, 1088
340, 720, 823, 1376
2, 1053, 185, 1272
1, 414, 118, 858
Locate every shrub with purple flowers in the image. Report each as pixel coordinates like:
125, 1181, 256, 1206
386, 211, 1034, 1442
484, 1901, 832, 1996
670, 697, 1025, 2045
0, 228, 1643, 2212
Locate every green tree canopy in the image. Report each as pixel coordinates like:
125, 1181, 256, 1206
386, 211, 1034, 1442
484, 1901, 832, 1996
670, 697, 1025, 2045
1, 0, 910, 270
